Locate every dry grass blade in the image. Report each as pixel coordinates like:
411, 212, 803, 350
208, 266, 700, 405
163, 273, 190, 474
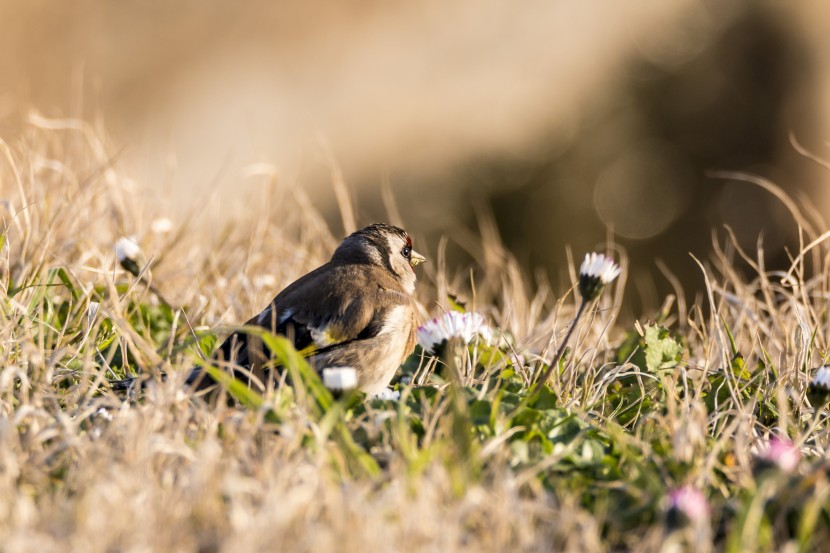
0, 118, 829, 553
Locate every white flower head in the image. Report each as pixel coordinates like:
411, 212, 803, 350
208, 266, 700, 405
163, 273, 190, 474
115, 236, 141, 262
372, 388, 401, 401
151, 217, 174, 234
417, 311, 491, 354
809, 365, 830, 398
115, 237, 143, 276
322, 367, 358, 392
578, 252, 621, 301
94, 406, 114, 422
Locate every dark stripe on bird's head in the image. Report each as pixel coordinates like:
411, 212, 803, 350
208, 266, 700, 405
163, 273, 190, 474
356, 224, 408, 245
331, 223, 409, 272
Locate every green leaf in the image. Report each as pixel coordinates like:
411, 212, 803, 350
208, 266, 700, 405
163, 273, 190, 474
643, 324, 683, 374
722, 316, 739, 356
730, 352, 751, 381
257, 330, 335, 413
24, 267, 79, 313
531, 386, 558, 410
254, 328, 379, 477
722, 318, 751, 380
615, 328, 647, 371
469, 399, 493, 428
201, 363, 280, 424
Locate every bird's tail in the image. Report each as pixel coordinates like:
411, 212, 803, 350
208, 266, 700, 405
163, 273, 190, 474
109, 372, 169, 393
110, 376, 139, 392
109, 362, 261, 397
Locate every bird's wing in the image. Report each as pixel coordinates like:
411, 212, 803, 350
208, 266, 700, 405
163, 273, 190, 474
213, 263, 409, 366
270, 263, 409, 352
197, 263, 413, 392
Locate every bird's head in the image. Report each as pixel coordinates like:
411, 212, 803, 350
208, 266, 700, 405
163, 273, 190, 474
333, 223, 425, 294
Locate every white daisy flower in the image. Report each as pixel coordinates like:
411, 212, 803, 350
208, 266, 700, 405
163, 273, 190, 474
578, 252, 621, 301
115, 236, 141, 262
372, 388, 401, 401
322, 367, 358, 392
809, 365, 830, 396
94, 406, 114, 422
417, 311, 491, 354
115, 236, 142, 276
151, 217, 174, 234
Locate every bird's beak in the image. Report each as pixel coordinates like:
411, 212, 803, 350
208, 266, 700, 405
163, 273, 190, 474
410, 250, 426, 267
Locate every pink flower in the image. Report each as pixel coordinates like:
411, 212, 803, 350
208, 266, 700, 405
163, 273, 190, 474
758, 436, 801, 473
667, 485, 709, 526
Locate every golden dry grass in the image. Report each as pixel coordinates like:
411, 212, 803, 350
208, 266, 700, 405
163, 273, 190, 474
1, 115, 829, 552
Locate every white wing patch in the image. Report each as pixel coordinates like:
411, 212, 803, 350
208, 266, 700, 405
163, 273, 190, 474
259, 306, 295, 326
257, 305, 273, 325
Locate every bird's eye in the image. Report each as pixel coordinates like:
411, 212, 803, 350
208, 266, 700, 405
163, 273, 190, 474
401, 245, 412, 258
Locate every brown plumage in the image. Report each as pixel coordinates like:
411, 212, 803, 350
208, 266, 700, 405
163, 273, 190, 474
188, 223, 425, 395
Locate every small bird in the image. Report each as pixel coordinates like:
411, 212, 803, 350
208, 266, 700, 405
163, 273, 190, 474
187, 223, 426, 395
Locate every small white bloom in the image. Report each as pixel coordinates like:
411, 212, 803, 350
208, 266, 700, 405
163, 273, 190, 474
417, 311, 491, 354
578, 252, 621, 301
115, 236, 141, 262
579, 252, 621, 284
372, 388, 401, 401
810, 365, 830, 392
322, 367, 358, 391
508, 353, 526, 368
151, 217, 174, 234
95, 406, 113, 422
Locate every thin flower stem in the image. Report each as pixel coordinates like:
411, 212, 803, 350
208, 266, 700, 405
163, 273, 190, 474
531, 298, 589, 397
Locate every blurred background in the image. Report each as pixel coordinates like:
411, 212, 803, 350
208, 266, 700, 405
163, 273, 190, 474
1, 0, 828, 313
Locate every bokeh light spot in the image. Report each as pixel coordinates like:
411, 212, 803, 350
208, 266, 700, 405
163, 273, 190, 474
594, 142, 692, 239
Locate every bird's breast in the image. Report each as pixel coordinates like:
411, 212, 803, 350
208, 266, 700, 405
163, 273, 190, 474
379, 303, 415, 350
357, 303, 416, 394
